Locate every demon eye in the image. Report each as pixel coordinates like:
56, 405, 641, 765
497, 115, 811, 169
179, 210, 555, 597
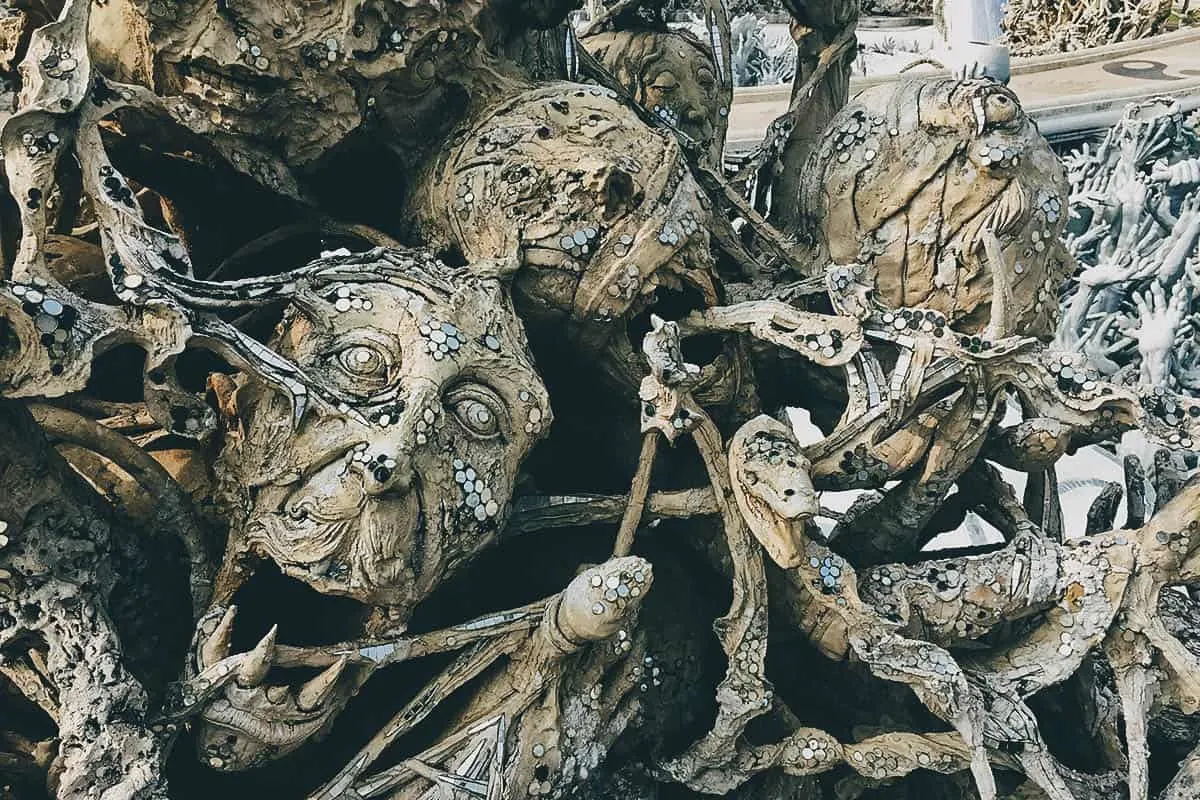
338, 344, 388, 379
985, 92, 1020, 127
322, 335, 399, 399
445, 383, 505, 439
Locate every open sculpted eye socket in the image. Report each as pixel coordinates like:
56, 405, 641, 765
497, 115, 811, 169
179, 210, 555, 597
337, 344, 388, 379
444, 382, 506, 439
321, 334, 399, 400
985, 92, 1020, 127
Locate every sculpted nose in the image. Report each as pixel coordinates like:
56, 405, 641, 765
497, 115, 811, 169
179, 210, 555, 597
353, 388, 437, 496
359, 448, 415, 496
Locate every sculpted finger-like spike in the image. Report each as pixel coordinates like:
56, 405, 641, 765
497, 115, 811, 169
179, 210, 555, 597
982, 229, 1016, 341
1107, 641, 1154, 800
201, 605, 237, 669
1086, 482, 1123, 535
237, 625, 277, 688
297, 656, 347, 712
1124, 454, 1148, 529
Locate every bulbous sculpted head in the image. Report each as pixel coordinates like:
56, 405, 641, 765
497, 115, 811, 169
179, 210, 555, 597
799, 78, 1070, 337
407, 82, 719, 328
93, 0, 576, 167
218, 249, 551, 615
582, 29, 727, 166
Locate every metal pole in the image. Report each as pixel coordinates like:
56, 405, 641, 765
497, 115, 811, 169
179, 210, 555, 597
942, 0, 1011, 83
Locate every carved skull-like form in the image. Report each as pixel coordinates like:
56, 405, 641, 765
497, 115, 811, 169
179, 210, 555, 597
799, 78, 1070, 337
583, 29, 728, 166
406, 81, 720, 330
217, 252, 551, 611
192, 251, 551, 768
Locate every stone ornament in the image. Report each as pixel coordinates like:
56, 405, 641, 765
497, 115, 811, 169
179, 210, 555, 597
407, 81, 720, 332
213, 254, 550, 611
582, 28, 729, 167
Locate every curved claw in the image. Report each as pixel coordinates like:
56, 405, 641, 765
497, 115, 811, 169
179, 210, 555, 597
236, 625, 277, 689
298, 656, 348, 713
201, 605, 237, 669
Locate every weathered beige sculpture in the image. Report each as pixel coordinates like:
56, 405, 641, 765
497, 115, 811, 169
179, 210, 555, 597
5, 1, 1200, 800
798, 77, 1071, 338
213, 255, 550, 612
177, 254, 552, 769
407, 81, 719, 329
582, 28, 729, 166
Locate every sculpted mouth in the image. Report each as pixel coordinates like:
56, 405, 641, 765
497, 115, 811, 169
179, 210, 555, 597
207, 448, 438, 767
212, 466, 427, 767
286, 490, 365, 524
191, 605, 361, 770
167, 57, 287, 110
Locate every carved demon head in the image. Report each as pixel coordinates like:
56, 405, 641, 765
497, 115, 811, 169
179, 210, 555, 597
218, 250, 551, 614
583, 29, 727, 166
406, 82, 720, 329
799, 78, 1070, 338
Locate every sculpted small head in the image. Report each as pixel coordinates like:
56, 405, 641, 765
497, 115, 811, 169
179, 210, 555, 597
218, 250, 551, 618
407, 81, 719, 333
583, 29, 725, 164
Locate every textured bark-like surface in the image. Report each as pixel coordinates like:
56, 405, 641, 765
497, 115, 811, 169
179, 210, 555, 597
797, 78, 1070, 337
582, 28, 730, 168
861, 0, 931, 15
768, 0, 858, 234
5, 1, 1200, 799
0, 400, 168, 799
1003, 0, 1175, 57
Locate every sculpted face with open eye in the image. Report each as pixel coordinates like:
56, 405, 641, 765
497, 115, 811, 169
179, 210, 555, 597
218, 255, 551, 616
193, 254, 551, 770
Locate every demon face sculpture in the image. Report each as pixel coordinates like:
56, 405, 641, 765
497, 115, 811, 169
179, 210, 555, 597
582, 29, 728, 166
406, 81, 720, 335
191, 251, 551, 767
799, 78, 1070, 338
217, 252, 551, 610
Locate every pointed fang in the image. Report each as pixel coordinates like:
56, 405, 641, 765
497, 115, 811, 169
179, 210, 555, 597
297, 656, 347, 712
236, 625, 277, 688
201, 605, 237, 669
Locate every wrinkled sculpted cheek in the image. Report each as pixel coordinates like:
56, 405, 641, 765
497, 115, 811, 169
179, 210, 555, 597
352, 496, 423, 601
285, 458, 368, 522
246, 512, 349, 570
241, 451, 425, 606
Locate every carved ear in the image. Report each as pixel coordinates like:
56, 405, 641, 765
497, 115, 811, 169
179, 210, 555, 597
729, 415, 819, 569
